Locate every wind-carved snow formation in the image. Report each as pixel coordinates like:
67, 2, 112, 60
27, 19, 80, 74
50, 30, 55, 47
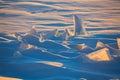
73, 15, 87, 36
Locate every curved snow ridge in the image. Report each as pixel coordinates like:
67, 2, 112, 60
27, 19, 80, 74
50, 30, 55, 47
36, 61, 64, 68
21, 48, 69, 60
37, 40, 70, 53
0, 37, 13, 42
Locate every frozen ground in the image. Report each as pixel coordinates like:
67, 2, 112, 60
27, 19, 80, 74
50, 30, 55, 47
0, 0, 120, 80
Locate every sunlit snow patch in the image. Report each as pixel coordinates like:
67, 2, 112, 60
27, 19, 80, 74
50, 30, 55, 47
74, 43, 89, 50
37, 61, 63, 67
117, 38, 120, 50
86, 48, 113, 62
0, 76, 22, 80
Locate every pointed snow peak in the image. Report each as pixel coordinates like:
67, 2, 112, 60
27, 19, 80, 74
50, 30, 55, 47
96, 41, 106, 48
117, 38, 120, 49
73, 15, 87, 36
86, 48, 113, 62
